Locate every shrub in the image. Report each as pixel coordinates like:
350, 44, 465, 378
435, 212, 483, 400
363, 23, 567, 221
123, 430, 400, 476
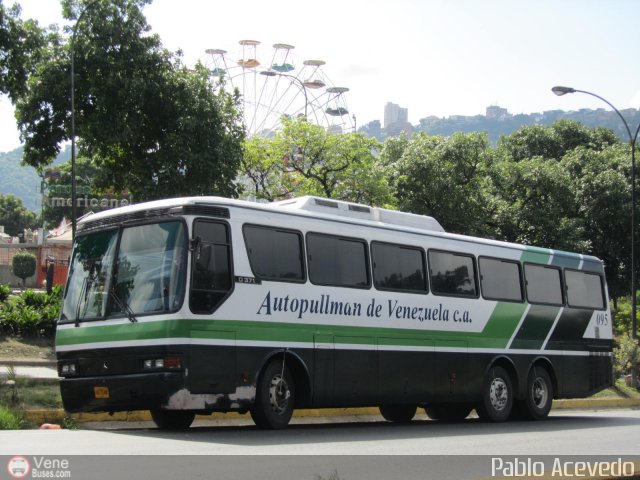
0, 287, 62, 337
614, 331, 640, 378
0, 284, 10, 303
12, 252, 37, 289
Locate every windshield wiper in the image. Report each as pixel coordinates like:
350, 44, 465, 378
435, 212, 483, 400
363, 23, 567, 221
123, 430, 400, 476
75, 277, 89, 327
109, 289, 138, 323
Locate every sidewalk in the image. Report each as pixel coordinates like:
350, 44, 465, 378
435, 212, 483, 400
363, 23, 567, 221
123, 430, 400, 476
0, 358, 57, 380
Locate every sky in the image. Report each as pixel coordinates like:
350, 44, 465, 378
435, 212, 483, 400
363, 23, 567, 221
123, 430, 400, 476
1, 0, 640, 152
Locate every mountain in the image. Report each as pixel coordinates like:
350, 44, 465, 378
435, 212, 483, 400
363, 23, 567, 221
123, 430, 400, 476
0, 146, 70, 213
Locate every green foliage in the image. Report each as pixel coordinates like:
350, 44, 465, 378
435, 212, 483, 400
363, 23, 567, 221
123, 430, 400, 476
0, 406, 22, 430
0, 284, 10, 303
0, 286, 62, 337
613, 331, 639, 379
0, 194, 37, 237
16, 0, 244, 202
11, 252, 36, 288
394, 131, 494, 236
0, 1, 47, 101
242, 118, 392, 206
488, 156, 585, 250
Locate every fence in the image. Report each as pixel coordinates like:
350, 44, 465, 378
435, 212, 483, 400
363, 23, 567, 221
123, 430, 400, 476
0, 243, 70, 288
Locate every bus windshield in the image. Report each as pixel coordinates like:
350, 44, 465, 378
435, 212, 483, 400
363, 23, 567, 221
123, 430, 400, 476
61, 221, 187, 323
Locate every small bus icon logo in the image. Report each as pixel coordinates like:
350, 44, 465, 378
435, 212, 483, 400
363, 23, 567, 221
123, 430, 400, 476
7, 456, 30, 478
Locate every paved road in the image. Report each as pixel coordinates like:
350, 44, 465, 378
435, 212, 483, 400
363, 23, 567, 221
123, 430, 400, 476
2, 410, 639, 479
2, 409, 639, 456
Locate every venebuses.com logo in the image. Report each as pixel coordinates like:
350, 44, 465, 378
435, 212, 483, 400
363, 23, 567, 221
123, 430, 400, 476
7, 456, 30, 479
6, 456, 72, 478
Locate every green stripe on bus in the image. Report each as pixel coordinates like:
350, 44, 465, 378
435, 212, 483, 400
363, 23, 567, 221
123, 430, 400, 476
509, 305, 559, 350
520, 246, 552, 265
57, 302, 525, 351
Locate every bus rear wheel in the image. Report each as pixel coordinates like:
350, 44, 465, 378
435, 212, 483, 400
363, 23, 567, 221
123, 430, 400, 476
424, 403, 473, 422
250, 359, 296, 429
514, 368, 553, 420
379, 404, 417, 423
150, 409, 196, 430
476, 366, 513, 422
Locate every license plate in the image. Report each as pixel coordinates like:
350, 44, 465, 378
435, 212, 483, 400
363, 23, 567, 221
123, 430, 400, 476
94, 386, 110, 399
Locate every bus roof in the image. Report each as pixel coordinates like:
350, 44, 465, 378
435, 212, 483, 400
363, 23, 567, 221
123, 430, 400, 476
78, 195, 603, 266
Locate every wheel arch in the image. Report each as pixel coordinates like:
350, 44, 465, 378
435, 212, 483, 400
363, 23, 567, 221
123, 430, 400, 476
485, 355, 520, 395
255, 349, 312, 408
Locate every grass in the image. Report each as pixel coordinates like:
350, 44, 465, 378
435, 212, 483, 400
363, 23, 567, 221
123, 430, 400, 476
0, 377, 62, 410
591, 378, 640, 399
0, 336, 55, 361
0, 406, 23, 430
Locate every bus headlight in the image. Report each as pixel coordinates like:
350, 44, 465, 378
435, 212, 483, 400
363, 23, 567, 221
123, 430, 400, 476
142, 356, 181, 370
59, 363, 78, 376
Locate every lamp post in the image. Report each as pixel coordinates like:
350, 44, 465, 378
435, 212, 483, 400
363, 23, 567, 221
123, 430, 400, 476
70, 0, 100, 239
552, 86, 640, 340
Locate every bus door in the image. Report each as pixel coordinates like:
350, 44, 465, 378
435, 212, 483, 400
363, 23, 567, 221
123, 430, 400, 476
188, 219, 236, 394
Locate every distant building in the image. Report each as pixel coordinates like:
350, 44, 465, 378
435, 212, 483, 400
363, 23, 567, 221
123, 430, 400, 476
486, 105, 510, 120
384, 102, 409, 129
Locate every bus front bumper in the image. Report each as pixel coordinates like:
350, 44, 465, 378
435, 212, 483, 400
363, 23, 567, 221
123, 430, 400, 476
60, 372, 186, 413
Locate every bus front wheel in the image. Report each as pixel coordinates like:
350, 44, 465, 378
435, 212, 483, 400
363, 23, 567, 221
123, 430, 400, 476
150, 409, 195, 430
476, 366, 513, 422
251, 359, 296, 429
379, 404, 417, 423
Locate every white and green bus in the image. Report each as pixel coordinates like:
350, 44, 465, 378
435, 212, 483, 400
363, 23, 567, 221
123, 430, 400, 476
56, 196, 613, 429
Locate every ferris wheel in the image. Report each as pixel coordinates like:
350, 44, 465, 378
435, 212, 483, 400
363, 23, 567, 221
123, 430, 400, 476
204, 41, 354, 137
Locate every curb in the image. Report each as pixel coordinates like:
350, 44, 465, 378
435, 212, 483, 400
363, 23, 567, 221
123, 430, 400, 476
0, 359, 56, 367
21, 398, 640, 424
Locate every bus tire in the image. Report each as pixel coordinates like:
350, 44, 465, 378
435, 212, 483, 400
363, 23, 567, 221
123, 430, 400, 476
379, 404, 417, 423
476, 366, 513, 422
520, 367, 553, 420
424, 403, 473, 422
250, 359, 296, 429
150, 409, 195, 430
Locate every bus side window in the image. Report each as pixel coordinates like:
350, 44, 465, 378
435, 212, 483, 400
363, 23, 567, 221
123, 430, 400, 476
243, 225, 305, 282
524, 263, 563, 306
479, 257, 523, 302
565, 270, 605, 310
428, 250, 478, 298
371, 241, 427, 294
190, 220, 232, 313
307, 233, 370, 288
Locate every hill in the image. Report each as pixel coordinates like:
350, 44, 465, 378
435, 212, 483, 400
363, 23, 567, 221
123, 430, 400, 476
360, 107, 640, 143
0, 147, 70, 213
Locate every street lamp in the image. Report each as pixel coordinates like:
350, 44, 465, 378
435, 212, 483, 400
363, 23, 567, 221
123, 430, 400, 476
70, 0, 100, 239
552, 86, 640, 339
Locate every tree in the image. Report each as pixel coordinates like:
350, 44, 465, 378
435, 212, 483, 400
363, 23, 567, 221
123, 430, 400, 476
0, 1, 47, 101
488, 156, 585, 251
12, 251, 36, 289
0, 194, 37, 237
494, 122, 630, 301
40, 155, 103, 229
393, 131, 494, 236
561, 144, 631, 303
15, 0, 244, 201
241, 118, 392, 206
497, 120, 617, 163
